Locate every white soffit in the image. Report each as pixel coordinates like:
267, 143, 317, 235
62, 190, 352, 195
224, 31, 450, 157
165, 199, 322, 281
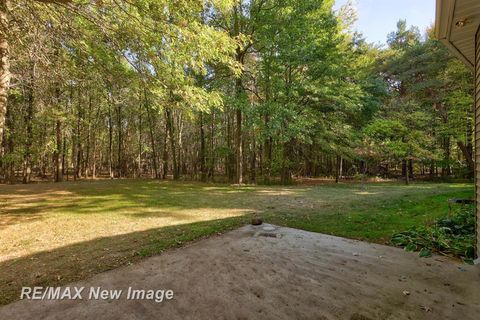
435, 0, 480, 70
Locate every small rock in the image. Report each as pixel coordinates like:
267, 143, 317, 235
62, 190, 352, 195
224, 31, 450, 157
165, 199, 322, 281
402, 290, 410, 296
252, 217, 263, 226
353, 252, 359, 256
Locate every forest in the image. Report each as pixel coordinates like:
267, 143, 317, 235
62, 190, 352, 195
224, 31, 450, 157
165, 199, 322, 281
1, 1, 479, 317
0, 0, 474, 185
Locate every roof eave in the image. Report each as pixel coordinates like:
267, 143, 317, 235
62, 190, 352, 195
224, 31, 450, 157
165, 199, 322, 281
435, 0, 475, 70
439, 38, 475, 69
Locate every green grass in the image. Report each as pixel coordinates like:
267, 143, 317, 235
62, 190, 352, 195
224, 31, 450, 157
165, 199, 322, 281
0, 179, 474, 305
269, 188, 473, 243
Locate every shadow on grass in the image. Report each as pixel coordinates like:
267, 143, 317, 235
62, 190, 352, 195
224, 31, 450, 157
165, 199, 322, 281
0, 179, 473, 306
0, 216, 248, 306
0, 179, 311, 228
1, 179, 470, 225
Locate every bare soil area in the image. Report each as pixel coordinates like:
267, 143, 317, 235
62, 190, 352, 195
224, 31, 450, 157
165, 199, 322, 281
0, 225, 478, 319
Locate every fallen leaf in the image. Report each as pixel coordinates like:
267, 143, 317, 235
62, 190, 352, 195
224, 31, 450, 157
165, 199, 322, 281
420, 305, 432, 312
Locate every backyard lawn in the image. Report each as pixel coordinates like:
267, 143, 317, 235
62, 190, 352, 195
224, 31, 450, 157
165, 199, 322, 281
0, 180, 473, 305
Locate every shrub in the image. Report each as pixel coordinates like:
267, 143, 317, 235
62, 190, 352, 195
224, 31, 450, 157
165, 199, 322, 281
391, 204, 475, 264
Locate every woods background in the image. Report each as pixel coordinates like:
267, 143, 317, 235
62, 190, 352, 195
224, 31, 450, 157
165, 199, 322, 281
0, 0, 474, 185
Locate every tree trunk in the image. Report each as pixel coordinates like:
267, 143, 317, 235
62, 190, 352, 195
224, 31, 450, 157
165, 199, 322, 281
226, 112, 234, 181
72, 130, 77, 181
177, 112, 184, 177
84, 95, 92, 178
209, 111, 215, 181
263, 129, 272, 184
280, 141, 292, 185
405, 159, 410, 185
335, 155, 342, 183
54, 119, 63, 182
0, 1, 11, 151
162, 118, 168, 180
4, 98, 15, 183
92, 133, 97, 179
116, 103, 122, 178
408, 159, 414, 180
442, 136, 451, 176
235, 108, 243, 184
199, 112, 206, 182
137, 103, 142, 178
250, 134, 256, 184
62, 137, 66, 178
457, 140, 474, 177
232, 3, 244, 185
23, 61, 35, 184
361, 161, 367, 189
144, 90, 159, 179
75, 90, 82, 180
165, 107, 179, 180
108, 104, 114, 179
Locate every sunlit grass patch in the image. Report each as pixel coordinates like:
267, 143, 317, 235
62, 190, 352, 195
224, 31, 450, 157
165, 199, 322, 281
0, 180, 473, 305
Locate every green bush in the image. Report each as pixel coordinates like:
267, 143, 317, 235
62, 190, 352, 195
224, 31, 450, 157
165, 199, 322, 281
391, 204, 475, 264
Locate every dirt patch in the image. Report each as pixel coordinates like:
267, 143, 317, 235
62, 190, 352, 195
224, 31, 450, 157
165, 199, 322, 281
0, 225, 478, 319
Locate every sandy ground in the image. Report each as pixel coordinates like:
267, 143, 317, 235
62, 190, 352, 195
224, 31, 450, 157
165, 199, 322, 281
0, 225, 478, 320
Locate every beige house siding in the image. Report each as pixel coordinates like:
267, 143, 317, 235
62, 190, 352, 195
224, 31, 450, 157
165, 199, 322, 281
436, 0, 480, 261
476, 27, 480, 259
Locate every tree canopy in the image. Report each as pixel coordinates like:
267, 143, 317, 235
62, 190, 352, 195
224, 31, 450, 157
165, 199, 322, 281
0, 1, 473, 184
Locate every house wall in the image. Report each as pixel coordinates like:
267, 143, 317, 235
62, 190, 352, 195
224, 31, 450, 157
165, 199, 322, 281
476, 27, 480, 259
